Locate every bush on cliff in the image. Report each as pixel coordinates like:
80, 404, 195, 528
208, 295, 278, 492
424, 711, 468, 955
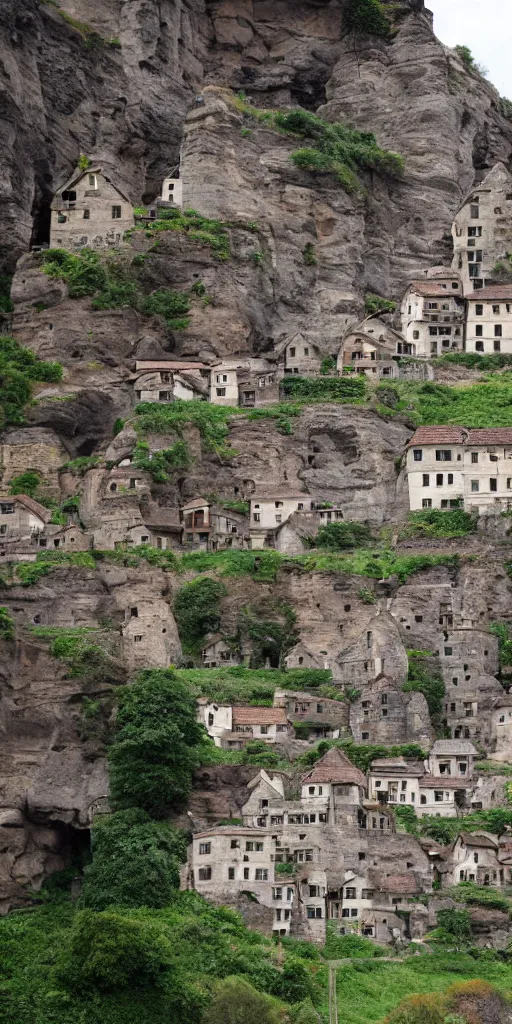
0, 335, 62, 427
343, 0, 390, 37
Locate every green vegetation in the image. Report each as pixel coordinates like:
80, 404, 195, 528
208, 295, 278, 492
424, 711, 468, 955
320, 355, 337, 375
281, 374, 366, 402
0, 335, 62, 427
297, 738, 426, 775
0, 274, 13, 314
313, 520, 373, 550
401, 509, 474, 539
8, 469, 42, 497
218, 498, 250, 516
135, 400, 237, 459
454, 45, 488, 76
0, 606, 15, 641
364, 293, 396, 315
231, 100, 403, 194
109, 669, 206, 817
324, 927, 386, 959
174, 577, 228, 655
296, 549, 459, 583
40, 249, 193, 331
436, 351, 512, 371
80, 809, 187, 911
382, 980, 507, 1024
303, 243, 317, 266
241, 602, 299, 670
403, 650, 445, 721
132, 207, 231, 261
406, 806, 512, 844
61, 454, 100, 474
442, 882, 511, 914
343, 0, 391, 36
133, 439, 190, 482
204, 976, 283, 1024
31, 624, 121, 684
375, 375, 512, 427
489, 622, 512, 668
175, 666, 332, 704
1, 550, 96, 588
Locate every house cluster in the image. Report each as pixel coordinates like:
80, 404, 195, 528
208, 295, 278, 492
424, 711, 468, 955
405, 426, 512, 514
183, 745, 512, 944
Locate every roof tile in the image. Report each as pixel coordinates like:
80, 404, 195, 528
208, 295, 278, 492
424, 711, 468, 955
232, 707, 289, 726
302, 748, 366, 788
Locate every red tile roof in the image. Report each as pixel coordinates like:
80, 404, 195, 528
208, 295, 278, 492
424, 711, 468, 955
302, 747, 366, 788
408, 426, 512, 447
419, 776, 468, 789
466, 286, 512, 301
369, 871, 421, 894
232, 707, 289, 726
406, 281, 460, 297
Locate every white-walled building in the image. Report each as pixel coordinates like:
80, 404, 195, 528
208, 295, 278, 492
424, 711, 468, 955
210, 364, 239, 405
250, 492, 313, 548
452, 163, 512, 294
400, 275, 464, 358
428, 739, 477, 779
465, 285, 512, 355
160, 175, 182, 208
491, 695, 512, 762
367, 758, 423, 807
448, 832, 502, 886
197, 700, 233, 746
406, 426, 512, 513
133, 361, 209, 403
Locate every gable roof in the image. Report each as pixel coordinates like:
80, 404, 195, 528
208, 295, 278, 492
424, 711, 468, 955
302, 747, 366, 788
419, 775, 468, 790
232, 706, 289, 726
54, 166, 132, 205
405, 281, 461, 298
459, 832, 498, 849
431, 739, 478, 755
2, 494, 52, 523
407, 426, 512, 447
181, 497, 210, 511
369, 870, 421, 895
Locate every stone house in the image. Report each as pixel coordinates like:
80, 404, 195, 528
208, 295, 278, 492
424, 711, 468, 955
249, 491, 313, 549
201, 634, 240, 669
300, 748, 367, 828
133, 361, 209, 403
368, 757, 424, 809
50, 165, 134, 250
0, 494, 51, 538
337, 319, 400, 379
451, 163, 512, 294
284, 641, 331, 672
439, 629, 502, 748
197, 699, 233, 746
120, 592, 180, 672
428, 739, 477, 779
238, 367, 279, 408
350, 676, 426, 747
465, 285, 512, 355
226, 706, 293, 747
160, 173, 182, 208
278, 335, 323, 376
209, 364, 239, 406
274, 688, 348, 741
491, 695, 512, 761
105, 466, 150, 499
400, 274, 464, 358
417, 775, 469, 817
447, 832, 502, 886
181, 497, 248, 551
405, 426, 512, 513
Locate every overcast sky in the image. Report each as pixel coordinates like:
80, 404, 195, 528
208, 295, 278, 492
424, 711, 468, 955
427, 0, 512, 98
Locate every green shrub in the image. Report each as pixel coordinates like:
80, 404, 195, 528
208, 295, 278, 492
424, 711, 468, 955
403, 650, 445, 719
135, 399, 237, 459
140, 288, 191, 330
323, 927, 386, 959
55, 909, 175, 994
320, 356, 336, 375
296, 738, 426, 775
402, 509, 473, 539
364, 293, 396, 315
203, 976, 284, 1024
0, 274, 13, 314
133, 207, 231, 260
343, 0, 391, 37
314, 521, 372, 550
9, 469, 42, 497
0, 335, 62, 427
489, 622, 512, 668
436, 908, 473, 944
174, 577, 228, 655
0, 606, 15, 641
80, 809, 187, 910
303, 243, 317, 266
133, 439, 190, 481
454, 45, 475, 69
61, 454, 99, 474
280, 375, 366, 402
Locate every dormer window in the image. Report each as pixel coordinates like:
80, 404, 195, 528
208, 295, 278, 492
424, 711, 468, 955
88, 174, 98, 190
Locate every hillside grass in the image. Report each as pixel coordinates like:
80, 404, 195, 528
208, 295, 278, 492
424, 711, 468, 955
330, 954, 512, 1024
175, 666, 331, 704
375, 375, 512, 427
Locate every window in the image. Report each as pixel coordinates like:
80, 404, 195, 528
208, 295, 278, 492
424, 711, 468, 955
228, 867, 235, 879
413, 449, 422, 461
307, 907, 322, 919
436, 474, 443, 486
253, 513, 261, 522
273, 887, 282, 900
88, 173, 97, 188
494, 340, 501, 352
362, 732, 369, 741
475, 304, 483, 315
474, 853, 479, 864
471, 480, 479, 492
255, 869, 268, 881
471, 452, 478, 463
495, 324, 503, 337
216, 388, 226, 397
413, 330, 419, 339
436, 450, 452, 462
493, 305, 501, 314
244, 868, 249, 879
344, 887, 356, 899
198, 867, 212, 880
444, 647, 452, 656
470, 204, 479, 218
422, 498, 432, 508
434, 791, 444, 802
476, 341, 484, 352
289, 347, 296, 357
422, 474, 430, 487
83, 209, 90, 219
112, 205, 122, 218
260, 725, 269, 735
447, 473, 453, 484
490, 478, 497, 492
133, 635, 143, 643
304, 347, 309, 356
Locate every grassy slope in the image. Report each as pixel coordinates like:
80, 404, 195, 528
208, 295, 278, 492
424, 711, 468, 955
331, 956, 512, 1024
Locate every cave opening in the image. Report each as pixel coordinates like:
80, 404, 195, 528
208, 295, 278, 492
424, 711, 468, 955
75, 438, 98, 456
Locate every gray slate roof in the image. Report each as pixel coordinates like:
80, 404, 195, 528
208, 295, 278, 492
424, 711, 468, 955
430, 740, 477, 755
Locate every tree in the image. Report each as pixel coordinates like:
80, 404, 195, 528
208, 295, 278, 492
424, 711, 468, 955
80, 808, 187, 910
343, 0, 390, 37
174, 577, 227, 654
203, 976, 284, 1024
271, 957, 316, 1004
315, 521, 372, 550
55, 909, 174, 995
